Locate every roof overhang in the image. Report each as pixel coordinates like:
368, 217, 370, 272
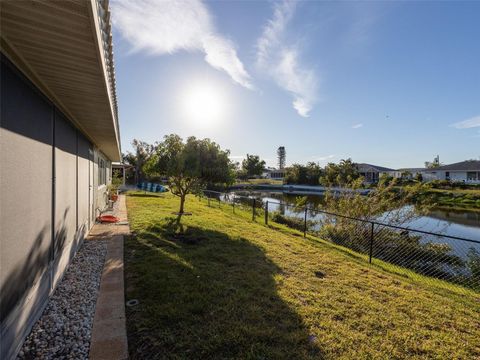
0, 0, 121, 161
112, 162, 134, 169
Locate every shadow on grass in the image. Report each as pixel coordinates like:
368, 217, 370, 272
125, 218, 323, 359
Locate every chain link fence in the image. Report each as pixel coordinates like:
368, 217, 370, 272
201, 189, 480, 292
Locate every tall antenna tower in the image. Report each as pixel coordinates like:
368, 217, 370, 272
277, 146, 286, 170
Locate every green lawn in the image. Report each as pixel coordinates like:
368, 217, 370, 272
125, 192, 480, 359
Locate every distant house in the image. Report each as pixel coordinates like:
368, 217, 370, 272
420, 169, 440, 182
391, 168, 425, 180
112, 162, 134, 187
356, 163, 395, 183
262, 168, 286, 180
423, 160, 480, 184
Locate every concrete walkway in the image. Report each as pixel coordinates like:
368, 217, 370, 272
88, 195, 129, 360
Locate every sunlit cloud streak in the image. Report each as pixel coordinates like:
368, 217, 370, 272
111, 0, 253, 89
256, 0, 317, 117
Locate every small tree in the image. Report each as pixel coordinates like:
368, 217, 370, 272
145, 134, 234, 214
124, 139, 156, 183
415, 172, 423, 182
320, 158, 359, 187
400, 170, 412, 180
425, 155, 443, 169
242, 154, 266, 178
285, 162, 322, 185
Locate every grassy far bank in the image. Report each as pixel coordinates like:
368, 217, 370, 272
125, 192, 480, 359
428, 188, 480, 195
423, 188, 480, 211
388, 185, 480, 211
235, 178, 284, 185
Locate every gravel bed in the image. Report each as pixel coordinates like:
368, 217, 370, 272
18, 239, 107, 360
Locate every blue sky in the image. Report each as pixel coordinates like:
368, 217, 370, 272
112, 0, 480, 169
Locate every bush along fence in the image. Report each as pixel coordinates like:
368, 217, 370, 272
200, 190, 480, 292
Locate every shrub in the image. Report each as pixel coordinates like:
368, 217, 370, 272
430, 180, 452, 189
467, 248, 480, 287
271, 212, 315, 231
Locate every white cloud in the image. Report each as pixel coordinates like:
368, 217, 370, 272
352, 123, 363, 129
256, 0, 317, 117
313, 154, 335, 161
256, 1, 295, 68
450, 115, 480, 129
111, 0, 253, 89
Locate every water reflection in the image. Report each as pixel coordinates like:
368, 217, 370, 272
428, 208, 480, 227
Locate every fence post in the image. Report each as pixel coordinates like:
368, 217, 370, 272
252, 198, 256, 221
303, 208, 307, 238
265, 201, 269, 225
232, 194, 235, 213
369, 222, 374, 264
208, 196, 210, 207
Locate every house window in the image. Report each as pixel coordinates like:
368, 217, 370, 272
467, 172, 478, 181
445, 171, 450, 180
98, 158, 106, 185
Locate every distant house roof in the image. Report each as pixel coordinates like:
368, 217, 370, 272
436, 160, 480, 171
357, 163, 395, 172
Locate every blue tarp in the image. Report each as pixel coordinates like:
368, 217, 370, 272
137, 182, 169, 193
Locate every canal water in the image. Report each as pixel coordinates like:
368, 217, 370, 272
227, 190, 480, 258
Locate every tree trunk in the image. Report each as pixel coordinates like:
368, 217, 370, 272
179, 194, 186, 214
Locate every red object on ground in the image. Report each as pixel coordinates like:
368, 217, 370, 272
98, 215, 119, 223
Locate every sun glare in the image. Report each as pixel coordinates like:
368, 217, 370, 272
181, 82, 226, 126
